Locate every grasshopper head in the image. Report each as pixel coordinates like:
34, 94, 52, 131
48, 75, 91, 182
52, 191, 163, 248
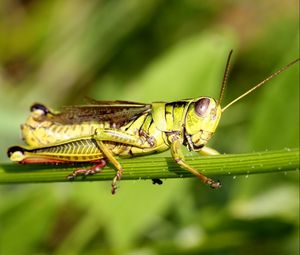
184, 97, 222, 151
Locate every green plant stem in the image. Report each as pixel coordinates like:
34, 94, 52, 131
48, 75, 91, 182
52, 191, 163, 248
0, 149, 299, 184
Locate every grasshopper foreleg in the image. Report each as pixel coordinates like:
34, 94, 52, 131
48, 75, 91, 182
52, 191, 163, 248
169, 134, 221, 189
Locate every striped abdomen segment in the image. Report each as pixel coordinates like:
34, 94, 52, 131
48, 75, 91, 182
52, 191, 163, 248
8, 138, 104, 163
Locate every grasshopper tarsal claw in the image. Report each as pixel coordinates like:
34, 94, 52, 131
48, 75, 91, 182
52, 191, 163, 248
206, 179, 222, 189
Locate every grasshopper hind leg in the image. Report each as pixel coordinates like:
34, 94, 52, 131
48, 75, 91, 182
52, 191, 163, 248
93, 140, 124, 194
67, 159, 106, 180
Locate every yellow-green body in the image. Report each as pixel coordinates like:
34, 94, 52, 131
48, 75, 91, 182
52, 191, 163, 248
9, 98, 222, 193
18, 98, 221, 161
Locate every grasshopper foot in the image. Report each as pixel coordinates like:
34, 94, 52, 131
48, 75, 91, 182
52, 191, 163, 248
67, 160, 106, 180
111, 169, 123, 195
206, 178, 222, 189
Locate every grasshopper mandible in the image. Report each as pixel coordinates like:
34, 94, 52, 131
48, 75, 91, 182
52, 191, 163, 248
7, 51, 299, 194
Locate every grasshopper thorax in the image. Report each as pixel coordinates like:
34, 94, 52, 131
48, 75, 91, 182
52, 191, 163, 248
184, 97, 222, 151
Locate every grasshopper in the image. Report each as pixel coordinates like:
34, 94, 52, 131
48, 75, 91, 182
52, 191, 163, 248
7, 51, 299, 194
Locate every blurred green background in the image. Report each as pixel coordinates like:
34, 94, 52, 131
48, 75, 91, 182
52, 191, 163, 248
0, 1, 299, 254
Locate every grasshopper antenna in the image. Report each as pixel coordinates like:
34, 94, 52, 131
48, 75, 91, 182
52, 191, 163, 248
217, 49, 233, 106
222, 57, 300, 112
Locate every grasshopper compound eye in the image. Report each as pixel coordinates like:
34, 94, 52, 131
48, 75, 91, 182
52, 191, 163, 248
195, 98, 210, 117
30, 103, 49, 115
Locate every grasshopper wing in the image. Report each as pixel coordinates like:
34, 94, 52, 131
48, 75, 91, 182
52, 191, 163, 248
49, 100, 151, 126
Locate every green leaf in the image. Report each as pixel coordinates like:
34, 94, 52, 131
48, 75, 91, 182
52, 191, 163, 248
249, 38, 299, 150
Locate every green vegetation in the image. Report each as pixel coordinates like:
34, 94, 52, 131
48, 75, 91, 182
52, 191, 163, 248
1, 149, 298, 183
0, 1, 299, 254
